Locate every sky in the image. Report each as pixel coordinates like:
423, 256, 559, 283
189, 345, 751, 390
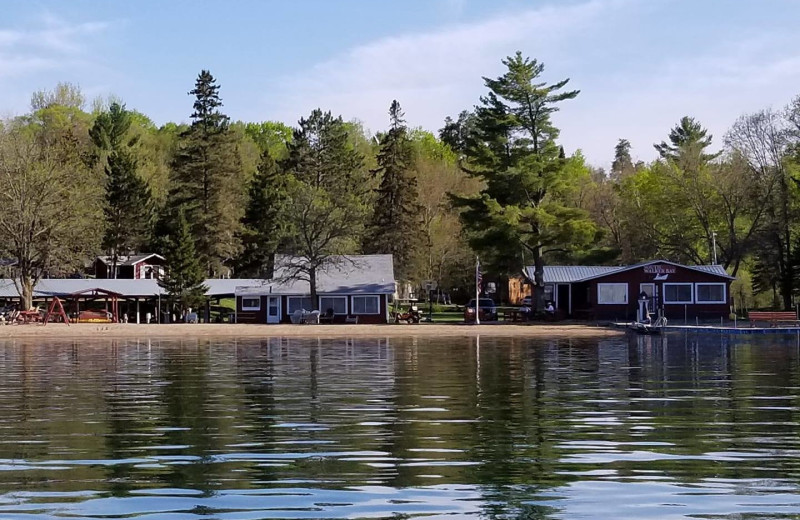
2, 0, 800, 167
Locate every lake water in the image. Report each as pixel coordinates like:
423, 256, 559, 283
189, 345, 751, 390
1, 333, 800, 519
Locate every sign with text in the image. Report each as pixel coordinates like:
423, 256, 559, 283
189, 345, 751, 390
643, 264, 676, 275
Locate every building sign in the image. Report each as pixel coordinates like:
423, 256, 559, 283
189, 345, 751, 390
643, 264, 676, 275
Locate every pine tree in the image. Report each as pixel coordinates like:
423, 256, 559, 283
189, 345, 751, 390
279, 109, 368, 308
170, 70, 243, 276
611, 138, 634, 179
89, 102, 152, 276
159, 208, 208, 313
452, 52, 594, 310
103, 150, 152, 276
236, 151, 290, 277
363, 100, 420, 280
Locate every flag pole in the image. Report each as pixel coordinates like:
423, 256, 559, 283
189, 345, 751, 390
475, 256, 481, 325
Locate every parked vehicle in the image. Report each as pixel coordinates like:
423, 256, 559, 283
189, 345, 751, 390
464, 298, 497, 322
394, 305, 422, 324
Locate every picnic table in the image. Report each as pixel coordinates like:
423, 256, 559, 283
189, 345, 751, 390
18, 310, 42, 324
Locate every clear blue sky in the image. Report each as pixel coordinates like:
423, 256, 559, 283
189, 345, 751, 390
2, 0, 799, 166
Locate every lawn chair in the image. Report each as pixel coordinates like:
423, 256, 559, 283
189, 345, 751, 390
304, 310, 320, 324
319, 308, 335, 324
290, 309, 303, 324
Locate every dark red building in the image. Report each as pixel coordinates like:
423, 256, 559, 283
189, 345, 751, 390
524, 260, 734, 322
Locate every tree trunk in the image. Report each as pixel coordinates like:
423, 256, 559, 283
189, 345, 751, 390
309, 267, 318, 310
532, 243, 545, 312
19, 277, 34, 311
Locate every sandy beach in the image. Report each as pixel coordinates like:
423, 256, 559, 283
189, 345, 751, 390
0, 322, 621, 339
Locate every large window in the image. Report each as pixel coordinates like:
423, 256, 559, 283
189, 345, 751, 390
664, 283, 693, 304
696, 283, 726, 304
320, 296, 348, 315
241, 297, 260, 311
352, 295, 380, 314
598, 283, 628, 304
287, 297, 314, 314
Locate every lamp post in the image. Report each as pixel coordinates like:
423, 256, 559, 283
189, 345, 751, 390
711, 231, 718, 265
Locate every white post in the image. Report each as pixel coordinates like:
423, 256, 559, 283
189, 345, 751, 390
136, 298, 140, 324
475, 256, 481, 325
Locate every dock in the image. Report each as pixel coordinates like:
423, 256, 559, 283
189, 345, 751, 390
614, 322, 800, 335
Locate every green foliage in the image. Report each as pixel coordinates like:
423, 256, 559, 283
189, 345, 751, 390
363, 101, 420, 280
158, 208, 208, 312
90, 103, 153, 269
452, 52, 594, 308
236, 151, 290, 277
279, 109, 369, 304
243, 120, 293, 159
0, 121, 102, 308
169, 70, 244, 276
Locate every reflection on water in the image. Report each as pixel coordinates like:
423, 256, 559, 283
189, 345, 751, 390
0, 333, 799, 518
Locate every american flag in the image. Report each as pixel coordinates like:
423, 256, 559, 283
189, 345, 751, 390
476, 258, 482, 294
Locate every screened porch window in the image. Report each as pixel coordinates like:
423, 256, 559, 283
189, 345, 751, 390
287, 297, 314, 314
597, 283, 628, 304
664, 283, 693, 304
695, 283, 726, 304
319, 296, 348, 315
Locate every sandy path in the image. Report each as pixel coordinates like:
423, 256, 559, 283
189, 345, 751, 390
0, 322, 621, 339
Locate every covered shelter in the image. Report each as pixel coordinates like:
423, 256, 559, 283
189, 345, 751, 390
524, 260, 734, 322
68, 287, 122, 323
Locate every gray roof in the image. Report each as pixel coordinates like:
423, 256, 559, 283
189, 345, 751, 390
525, 260, 734, 284
533, 266, 621, 284
0, 278, 265, 299
96, 253, 165, 266
237, 255, 396, 296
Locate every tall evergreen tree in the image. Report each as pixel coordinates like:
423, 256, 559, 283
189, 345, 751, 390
169, 70, 243, 276
655, 116, 720, 164
279, 109, 368, 308
283, 109, 365, 195
89, 102, 152, 277
103, 150, 152, 275
236, 151, 290, 277
363, 100, 419, 280
452, 52, 595, 310
611, 138, 634, 179
159, 208, 208, 314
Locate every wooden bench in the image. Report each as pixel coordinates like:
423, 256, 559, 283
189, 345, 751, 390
748, 311, 799, 327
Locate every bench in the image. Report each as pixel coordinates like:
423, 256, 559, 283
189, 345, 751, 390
748, 311, 799, 327
345, 316, 359, 324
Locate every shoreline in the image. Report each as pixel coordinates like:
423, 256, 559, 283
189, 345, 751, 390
0, 322, 622, 339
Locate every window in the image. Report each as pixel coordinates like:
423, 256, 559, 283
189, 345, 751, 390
664, 283, 693, 304
320, 296, 347, 315
241, 297, 261, 311
287, 297, 314, 314
352, 295, 380, 314
696, 283, 726, 304
598, 283, 628, 304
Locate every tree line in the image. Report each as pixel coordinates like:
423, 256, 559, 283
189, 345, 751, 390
1, 54, 798, 312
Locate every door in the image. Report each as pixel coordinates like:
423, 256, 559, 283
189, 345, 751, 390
639, 283, 655, 315
557, 284, 570, 315
266, 296, 281, 324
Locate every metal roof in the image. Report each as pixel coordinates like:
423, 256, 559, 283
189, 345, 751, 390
525, 260, 734, 284
237, 255, 396, 296
95, 253, 165, 266
530, 266, 622, 284
0, 278, 266, 299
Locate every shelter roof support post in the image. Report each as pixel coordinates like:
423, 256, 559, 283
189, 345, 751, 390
136, 298, 140, 324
